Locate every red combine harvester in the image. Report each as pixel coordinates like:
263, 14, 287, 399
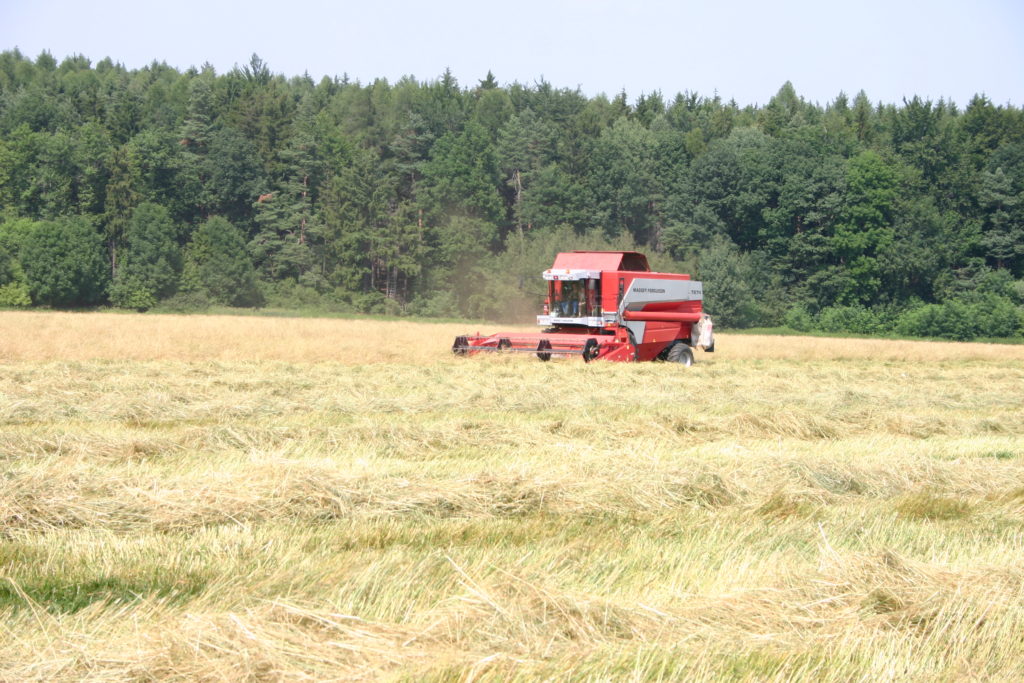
452, 251, 714, 364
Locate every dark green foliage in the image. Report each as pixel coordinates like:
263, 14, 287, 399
19, 216, 108, 306
696, 237, 784, 328
432, 215, 498, 317
203, 126, 265, 220
0, 220, 32, 306
831, 151, 898, 305
421, 121, 503, 224
0, 48, 1022, 338
110, 202, 181, 310
182, 216, 261, 306
677, 127, 778, 252
818, 305, 884, 335
783, 305, 815, 332
587, 117, 661, 242
979, 143, 1024, 273
896, 294, 1022, 340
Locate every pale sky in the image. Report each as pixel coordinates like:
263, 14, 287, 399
2, 0, 1021, 107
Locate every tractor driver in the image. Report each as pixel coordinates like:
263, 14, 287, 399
561, 280, 581, 316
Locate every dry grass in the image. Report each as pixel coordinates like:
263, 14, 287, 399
3, 310, 1024, 363
1, 311, 1023, 680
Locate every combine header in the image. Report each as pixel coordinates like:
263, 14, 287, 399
453, 251, 714, 364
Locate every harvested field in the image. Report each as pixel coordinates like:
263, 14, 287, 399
1, 311, 1023, 680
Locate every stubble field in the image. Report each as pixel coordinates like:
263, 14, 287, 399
1, 311, 1023, 681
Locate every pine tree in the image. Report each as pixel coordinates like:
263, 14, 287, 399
181, 216, 261, 306
103, 144, 138, 278
110, 202, 181, 309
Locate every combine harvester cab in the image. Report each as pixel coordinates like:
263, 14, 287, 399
453, 251, 714, 363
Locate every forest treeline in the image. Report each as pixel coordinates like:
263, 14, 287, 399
1, 50, 1023, 338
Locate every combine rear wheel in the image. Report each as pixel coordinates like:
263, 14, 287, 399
667, 342, 694, 367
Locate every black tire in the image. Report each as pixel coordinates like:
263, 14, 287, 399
582, 338, 599, 363
452, 336, 468, 356
536, 338, 553, 362
667, 342, 694, 367
497, 338, 512, 351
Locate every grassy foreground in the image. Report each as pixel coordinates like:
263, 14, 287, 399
1, 311, 1023, 681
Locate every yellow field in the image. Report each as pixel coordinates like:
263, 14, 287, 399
1, 311, 1023, 680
